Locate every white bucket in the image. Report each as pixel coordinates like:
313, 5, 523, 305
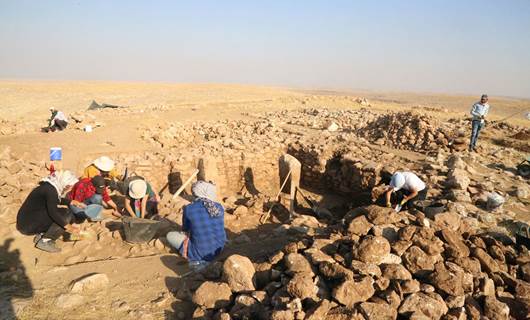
84, 125, 93, 132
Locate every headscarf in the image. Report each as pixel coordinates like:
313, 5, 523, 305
41, 170, 78, 200
191, 180, 222, 217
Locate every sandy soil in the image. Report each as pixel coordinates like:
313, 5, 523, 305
0, 81, 528, 320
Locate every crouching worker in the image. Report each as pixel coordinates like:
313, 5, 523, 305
44, 107, 68, 132
385, 171, 427, 211
69, 176, 120, 221
166, 181, 226, 270
16, 171, 81, 253
124, 177, 159, 219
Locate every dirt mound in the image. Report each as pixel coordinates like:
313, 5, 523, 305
490, 121, 524, 132
511, 130, 530, 141
0, 147, 48, 221
358, 112, 454, 152
493, 138, 530, 153
0, 119, 36, 136
185, 205, 530, 319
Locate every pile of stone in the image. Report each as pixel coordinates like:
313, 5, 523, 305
185, 204, 530, 320
287, 138, 404, 196
358, 112, 455, 153
67, 112, 105, 131
141, 119, 289, 154
0, 147, 46, 223
0, 119, 35, 136
355, 98, 370, 106
322, 153, 388, 194
448, 118, 526, 141
417, 106, 450, 113
141, 108, 467, 161
440, 154, 524, 222
511, 129, 530, 141
0, 119, 18, 135
490, 121, 526, 133
267, 108, 379, 132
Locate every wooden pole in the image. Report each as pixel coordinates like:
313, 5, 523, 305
260, 169, 292, 224
172, 169, 199, 200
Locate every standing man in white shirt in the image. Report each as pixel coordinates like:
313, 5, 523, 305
46, 107, 68, 132
384, 171, 427, 211
469, 94, 490, 152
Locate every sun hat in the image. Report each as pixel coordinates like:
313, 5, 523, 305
390, 172, 406, 191
129, 179, 147, 199
93, 156, 115, 172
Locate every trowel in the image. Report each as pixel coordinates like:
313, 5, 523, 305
394, 203, 402, 212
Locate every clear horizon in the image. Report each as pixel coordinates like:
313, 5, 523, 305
1, 0, 529, 98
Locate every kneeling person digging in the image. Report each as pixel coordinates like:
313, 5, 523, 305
124, 178, 159, 219
385, 171, 427, 211
69, 175, 120, 220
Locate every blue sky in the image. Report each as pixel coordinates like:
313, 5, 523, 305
1, 0, 529, 97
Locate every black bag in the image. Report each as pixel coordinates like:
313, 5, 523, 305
122, 216, 160, 243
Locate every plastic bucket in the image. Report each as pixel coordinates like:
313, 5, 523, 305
122, 216, 160, 243
50, 147, 62, 161
84, 125, 93, 132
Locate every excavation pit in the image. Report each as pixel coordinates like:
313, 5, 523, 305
79, 140, 398, 226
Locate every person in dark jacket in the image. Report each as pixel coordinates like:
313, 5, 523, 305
17, 171, 81, 253
166, 181, 226, 270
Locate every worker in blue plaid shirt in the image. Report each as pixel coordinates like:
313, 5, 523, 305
166, 181, 226, 269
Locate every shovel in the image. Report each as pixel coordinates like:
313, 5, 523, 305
172, 169, 199, 201
296, 187, 318, 213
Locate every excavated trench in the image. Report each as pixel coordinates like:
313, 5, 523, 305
79, 143, 393, 223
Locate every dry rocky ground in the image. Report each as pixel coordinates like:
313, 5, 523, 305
0, 81, 529, 320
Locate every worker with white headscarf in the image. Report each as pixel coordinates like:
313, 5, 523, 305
166, 180, 226, 270
384, 171, 428, 211
17, 170, 82, 253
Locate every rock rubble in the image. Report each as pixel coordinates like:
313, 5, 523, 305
187, 204, 530, 319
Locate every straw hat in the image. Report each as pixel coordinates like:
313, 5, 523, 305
93, 156, 115, 172
129, 179, 147, 199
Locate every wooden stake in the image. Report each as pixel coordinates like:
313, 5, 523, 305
172, 169, 199, 200
260, 169, 292, 224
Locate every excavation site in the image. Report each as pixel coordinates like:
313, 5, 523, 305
0, 84, 529, 320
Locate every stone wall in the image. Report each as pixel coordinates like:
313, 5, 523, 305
85, 147, 286, 201
287, 142, 390, 197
